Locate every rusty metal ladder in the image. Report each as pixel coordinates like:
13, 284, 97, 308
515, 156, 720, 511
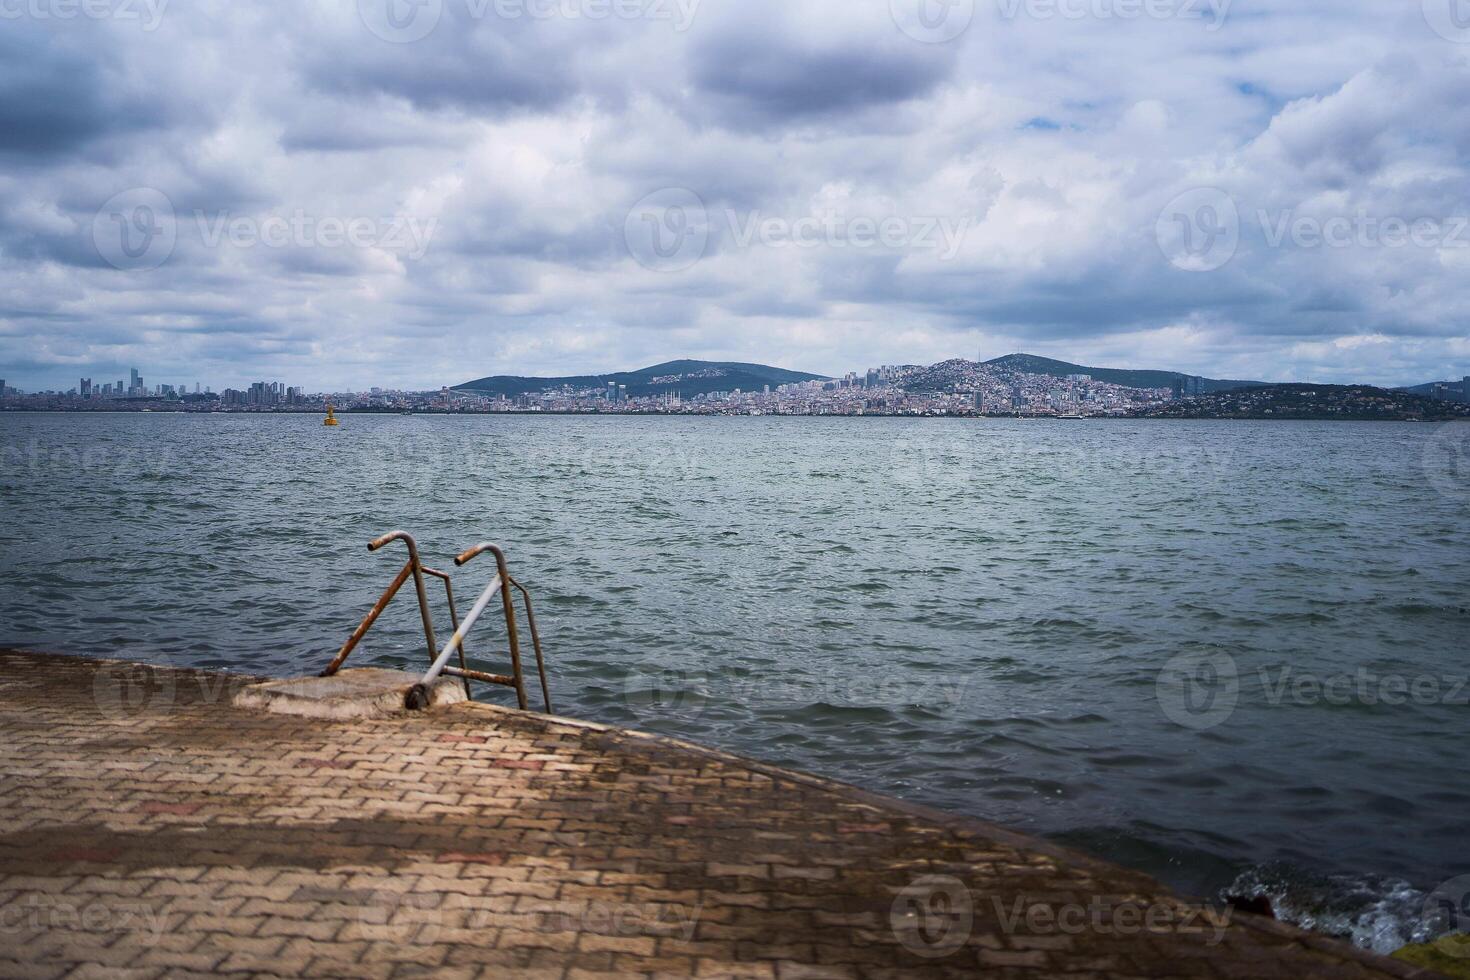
404, 542, 552, 713
322, 531, 552, 714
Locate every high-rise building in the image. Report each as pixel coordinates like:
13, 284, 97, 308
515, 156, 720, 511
130, 368, 142, 394
80, 378, 92, 398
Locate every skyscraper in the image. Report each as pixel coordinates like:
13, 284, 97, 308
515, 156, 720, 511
130, 368, 141, 393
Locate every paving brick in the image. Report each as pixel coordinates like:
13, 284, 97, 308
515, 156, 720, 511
0, 651, 1424, 980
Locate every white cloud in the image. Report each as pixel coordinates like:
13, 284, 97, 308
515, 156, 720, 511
0, 0, 1467, 390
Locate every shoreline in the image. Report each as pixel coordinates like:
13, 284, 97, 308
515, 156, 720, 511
3, 408, 1466, 422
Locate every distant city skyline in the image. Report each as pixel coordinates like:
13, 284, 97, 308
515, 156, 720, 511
3, 348, 1467, 399
6, 356, 1467, 417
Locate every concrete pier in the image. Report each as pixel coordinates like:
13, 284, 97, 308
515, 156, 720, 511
0, 650, 1440, 979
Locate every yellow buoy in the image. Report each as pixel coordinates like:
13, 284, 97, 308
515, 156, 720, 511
324, 405, 340, 427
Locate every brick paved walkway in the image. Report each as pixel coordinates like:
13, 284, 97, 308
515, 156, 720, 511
0, 650, 1440, 979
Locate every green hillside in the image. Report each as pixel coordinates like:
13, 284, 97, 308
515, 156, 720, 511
454, 360, 828, 399
1131, 384, 1470, 420
985, 354, 1262, 394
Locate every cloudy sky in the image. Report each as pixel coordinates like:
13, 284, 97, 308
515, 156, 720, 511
2, 0, 1469, 391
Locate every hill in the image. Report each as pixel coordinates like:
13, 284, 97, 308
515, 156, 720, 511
1131, 384, 1470, 420
984, 354, 1262, 394
1399, 379, 1468, 403
454, 360, 827, 399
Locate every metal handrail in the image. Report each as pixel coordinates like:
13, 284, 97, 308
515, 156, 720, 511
323, 531, 552, 715
322, 531, 439, 677
420, 565, 473, 698
509, 577, 553, 714
406, 542, 552, 714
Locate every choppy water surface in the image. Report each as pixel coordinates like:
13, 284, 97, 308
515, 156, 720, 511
3, 413, 1467, 950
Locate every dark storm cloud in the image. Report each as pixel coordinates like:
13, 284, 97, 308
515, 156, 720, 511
689, 32, 952, 127
309, 47, 577, 116
301, 10, 583, 114
0, 28, 169, 158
